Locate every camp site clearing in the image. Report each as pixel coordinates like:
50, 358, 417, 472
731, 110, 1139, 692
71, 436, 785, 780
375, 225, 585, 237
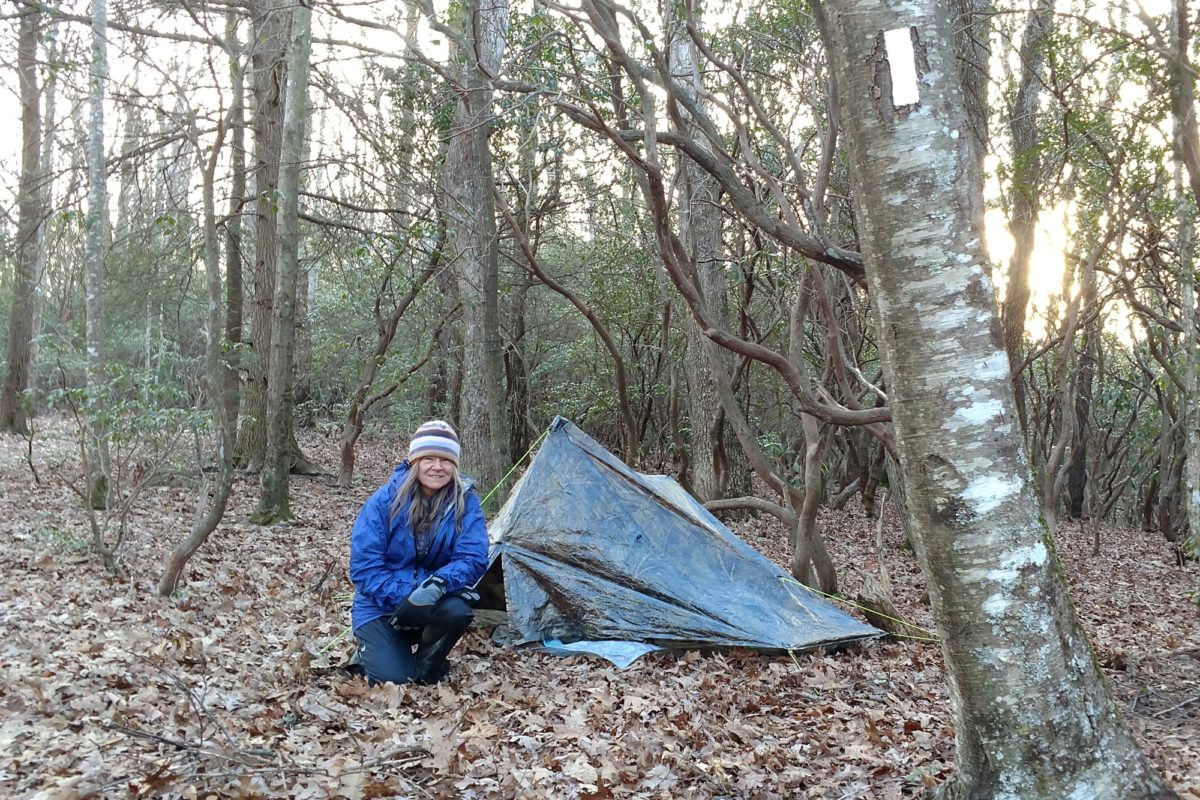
0, 421, 1197, 798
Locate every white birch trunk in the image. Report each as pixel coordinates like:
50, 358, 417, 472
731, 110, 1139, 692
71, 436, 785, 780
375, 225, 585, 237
822, 0, 1175, 795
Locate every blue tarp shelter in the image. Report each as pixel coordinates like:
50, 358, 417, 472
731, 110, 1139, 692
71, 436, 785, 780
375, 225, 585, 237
480, 418, 882, 658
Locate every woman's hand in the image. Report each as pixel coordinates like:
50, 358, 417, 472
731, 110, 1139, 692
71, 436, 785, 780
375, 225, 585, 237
389, 576, 447, 629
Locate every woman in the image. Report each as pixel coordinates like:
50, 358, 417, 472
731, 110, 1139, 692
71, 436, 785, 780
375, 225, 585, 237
349, 420, 489, 685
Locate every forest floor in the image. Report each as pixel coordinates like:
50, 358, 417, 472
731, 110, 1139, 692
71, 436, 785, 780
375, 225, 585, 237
1, 418, 1198, 800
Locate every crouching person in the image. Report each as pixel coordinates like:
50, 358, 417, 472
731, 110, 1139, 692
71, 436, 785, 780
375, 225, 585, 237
349, 420, 488, 685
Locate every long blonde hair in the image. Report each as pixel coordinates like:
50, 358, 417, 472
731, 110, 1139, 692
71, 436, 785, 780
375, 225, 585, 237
389, 460, 468, 533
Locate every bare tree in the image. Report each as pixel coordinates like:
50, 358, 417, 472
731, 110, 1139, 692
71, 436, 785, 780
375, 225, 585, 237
1000, 0, 1055, 437
1168, 0, 1200, 554
669, 0, 733, 502
335, 246, 441, 488
223, 7, 248, 436
159, 73, 238, 595
253, 0, 314, 523
442, 0, 511, 494
495, 193, 640, 464
84, 0, 110, 510
535, 0, 893, 585
1, 2, 43, 434
237, 0, 289, 471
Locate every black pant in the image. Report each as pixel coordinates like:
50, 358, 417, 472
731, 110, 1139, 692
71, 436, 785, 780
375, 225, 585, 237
355, 596, 473, 685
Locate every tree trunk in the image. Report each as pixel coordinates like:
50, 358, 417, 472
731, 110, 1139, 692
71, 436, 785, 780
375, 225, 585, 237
253, 0, 312, 524
1142, 475, 1161, 532
787, 272, 836, 589
505, 271, 532, 462
503, 120, 540, 465
1182, 182, 1200, 555
792, 409, 835, 590
159, 88, 236, 596
293, 261, 314, 408
85, 0, 110, 512
948, 0, 991, 161
860, 435, 887, 518
1042, 262, 1082, 536
1067, 265, 1099, 520
671, 1, 732, 502
698, 325, 833, 591
224, 7, 247, 437
822, 0, 1176, 796
1, 5, 42, 434
1001, 0, 1054, 438
29, 31, 57, 377
444, 0, 510, 497
237, 0, 289, 471
1170, 0, 1200, 556
115, 111, 138, 237
425, 265, 456, 417
1156, 398, 1183, 544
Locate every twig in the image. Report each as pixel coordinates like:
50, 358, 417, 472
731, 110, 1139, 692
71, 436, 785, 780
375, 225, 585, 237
100, 721, 270, 766
340, 755, 429, 774
1151, 695, 1199, 719
102, 721, 195, 751
310, 560, 336, 596
142, 659, 244, 755
115, 754, 431, 790
22, 418, 40, 486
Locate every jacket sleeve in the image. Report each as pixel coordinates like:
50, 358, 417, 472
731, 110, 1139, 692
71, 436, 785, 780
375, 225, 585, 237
432, 490, 490, 592
349, 487, 415, 610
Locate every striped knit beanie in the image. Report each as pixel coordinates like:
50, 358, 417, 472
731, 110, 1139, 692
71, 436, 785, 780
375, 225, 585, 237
407, 420, 461, 466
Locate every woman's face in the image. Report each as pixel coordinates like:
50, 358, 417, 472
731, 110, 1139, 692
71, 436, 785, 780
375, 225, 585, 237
416, 456, 455, 495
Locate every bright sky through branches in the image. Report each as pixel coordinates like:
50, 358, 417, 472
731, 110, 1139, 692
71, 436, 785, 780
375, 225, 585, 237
0, 0, 1180, 349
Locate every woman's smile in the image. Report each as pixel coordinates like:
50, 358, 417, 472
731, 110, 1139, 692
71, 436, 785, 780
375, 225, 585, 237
417, 456, 454, 494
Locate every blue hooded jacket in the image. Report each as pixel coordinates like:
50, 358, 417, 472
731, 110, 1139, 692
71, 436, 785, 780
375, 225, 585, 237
349, 462, 489, 631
